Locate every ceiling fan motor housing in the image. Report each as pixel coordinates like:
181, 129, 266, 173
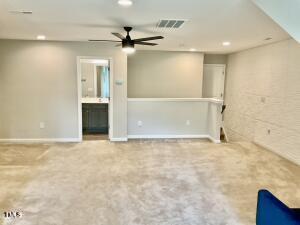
122, 39, 135, 48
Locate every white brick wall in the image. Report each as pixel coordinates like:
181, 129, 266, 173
225, 39, 300, 165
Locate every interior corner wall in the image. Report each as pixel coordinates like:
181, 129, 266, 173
0, 40, 127, 140
224, 38, 300, 165
128, 51, 204, 98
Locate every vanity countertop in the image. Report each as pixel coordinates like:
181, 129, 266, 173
82, 98, 109, 104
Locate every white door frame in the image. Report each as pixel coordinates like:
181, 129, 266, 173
203, 64, 226, 100
93, 65, 98, 97
77, 56, 114, 141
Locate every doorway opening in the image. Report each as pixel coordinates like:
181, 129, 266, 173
202, 64, 228, 142
202, 64, 226, 100
77, 57, 113, 141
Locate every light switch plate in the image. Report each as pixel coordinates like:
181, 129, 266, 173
40, 122, 45, 129
137, 121, 143, 127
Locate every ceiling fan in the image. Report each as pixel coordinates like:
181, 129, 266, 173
89, 26, 164, 54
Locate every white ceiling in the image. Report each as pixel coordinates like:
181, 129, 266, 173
0, 0, 290, 53
252, 0, 300, 43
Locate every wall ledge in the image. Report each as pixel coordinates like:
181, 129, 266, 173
127, 98, 223, 104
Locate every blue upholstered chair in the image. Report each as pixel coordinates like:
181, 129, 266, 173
256, 190, 300, 225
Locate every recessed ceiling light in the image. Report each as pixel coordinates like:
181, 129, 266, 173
222, 41, 231, 46
118, 0, 133, 6
37, 35, 46, 40
190, 48, 196, 52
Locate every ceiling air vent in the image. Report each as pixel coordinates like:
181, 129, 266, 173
156, 19, 186, 29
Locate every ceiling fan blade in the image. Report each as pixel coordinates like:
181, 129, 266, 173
133, 36, 164, 42
112, 32, 125, 40
135, 42, 158, 46
88, 40, 121, 42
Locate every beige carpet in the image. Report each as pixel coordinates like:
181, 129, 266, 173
83, 134, 109, 141
0, 140, 300, 225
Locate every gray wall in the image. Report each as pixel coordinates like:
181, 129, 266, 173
204, 54, 227, 64
128, 101, 209, 136
127, 99, 222, 142
225, 38, 300, 165
128, 51, 204, 98
0, 40, 127, 140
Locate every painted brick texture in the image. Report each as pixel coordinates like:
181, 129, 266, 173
225, 39, 300, 165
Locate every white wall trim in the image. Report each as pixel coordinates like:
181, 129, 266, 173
108, 59, 114, 141
77, 57, 83, 142
93, 64, 98, 97
207, 136, 221, 144
0, 138, 81, 143
127, 134, 221, 143
0, 136, 221, 144
110, 137, 128, 142
127, 98, 223, 104
128, 134, 208, 139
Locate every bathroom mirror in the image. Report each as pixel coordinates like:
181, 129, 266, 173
81, 59, 110, 99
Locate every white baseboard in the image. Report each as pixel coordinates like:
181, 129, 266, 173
110, 137, 128, 142
0, 138, 81, 143
128, 134, 208, 139
127, 134, 221, 144
208, 136, 221, 144
0, 136, 222, 144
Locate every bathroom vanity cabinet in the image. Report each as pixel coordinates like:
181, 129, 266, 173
82, 103, 108, 134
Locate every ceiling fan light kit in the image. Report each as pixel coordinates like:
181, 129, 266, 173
89, 26, 164, 54
122, 47, 136, 54
118, 0, 133, 7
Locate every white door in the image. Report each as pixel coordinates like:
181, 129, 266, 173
203, 64, 226, 100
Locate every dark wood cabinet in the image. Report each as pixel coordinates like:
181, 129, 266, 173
82, 103, 108, 134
